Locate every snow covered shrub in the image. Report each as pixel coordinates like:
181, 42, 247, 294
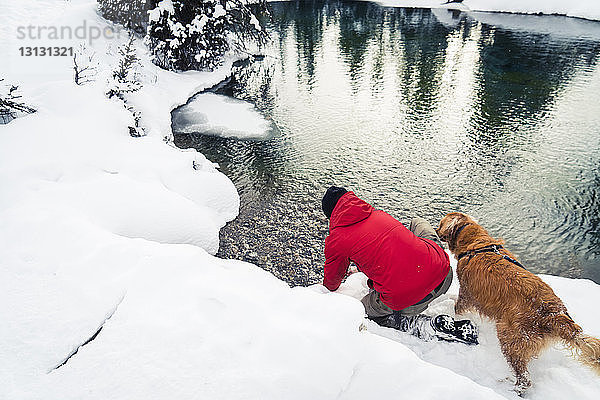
146, 0, 268, 71
126, 105, 145, 137
98, 0, 158, 33
106, 35, 145, 137
106, 35, 143, 99
0, 79, 36, 124
73, 44, 98, 85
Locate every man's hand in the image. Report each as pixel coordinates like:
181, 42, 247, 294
345, 264, 359, 278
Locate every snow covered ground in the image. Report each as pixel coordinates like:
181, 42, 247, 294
1, 0, 600, 399
339, 272, 600, 399
374, 0, 600, 21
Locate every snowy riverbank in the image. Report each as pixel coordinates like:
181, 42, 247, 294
374, 0, 600, 21
1, 1, 600, 399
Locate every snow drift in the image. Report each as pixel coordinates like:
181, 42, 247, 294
374, 0, 600, 21
465, 0, 600, 22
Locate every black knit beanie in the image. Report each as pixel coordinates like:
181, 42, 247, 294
322, 186, 348, 219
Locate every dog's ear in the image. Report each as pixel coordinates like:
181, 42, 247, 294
436, 215, 451, 242
437, 213, 467, 244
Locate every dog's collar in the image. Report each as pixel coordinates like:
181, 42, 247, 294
449, 223, 471, 245
453, 223, 471, 240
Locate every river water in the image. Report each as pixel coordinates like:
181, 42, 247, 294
173, 1, 600, 286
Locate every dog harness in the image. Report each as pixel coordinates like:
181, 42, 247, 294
457, 244, 526, 269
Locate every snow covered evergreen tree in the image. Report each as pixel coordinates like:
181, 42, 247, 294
98, 0, 157, 33
146, 0, 268, 71
105, 35, 145, 137
106, 35, 143, 99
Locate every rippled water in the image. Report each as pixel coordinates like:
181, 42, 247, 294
173, 1, 600, 286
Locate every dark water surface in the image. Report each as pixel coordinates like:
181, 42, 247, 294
173, 1, 600, 286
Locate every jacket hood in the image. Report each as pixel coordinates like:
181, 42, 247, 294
329, 192, 373, 229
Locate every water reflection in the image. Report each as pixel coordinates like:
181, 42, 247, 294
173, 1, 600, 285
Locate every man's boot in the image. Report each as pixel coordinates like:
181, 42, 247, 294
370, 313, 478, 345
430, 314, 478, 345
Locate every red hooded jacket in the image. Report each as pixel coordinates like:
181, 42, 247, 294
323, 192, 450, 311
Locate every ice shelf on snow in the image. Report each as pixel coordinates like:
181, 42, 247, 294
172, 92, 277, 140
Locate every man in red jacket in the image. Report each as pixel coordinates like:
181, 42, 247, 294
321, 186, 477, 344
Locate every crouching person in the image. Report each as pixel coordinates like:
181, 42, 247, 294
321, 186, 477, 345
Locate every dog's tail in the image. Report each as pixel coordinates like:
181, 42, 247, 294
555, 314, 600, 375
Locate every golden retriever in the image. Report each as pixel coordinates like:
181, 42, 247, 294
437, 212, 600, 394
